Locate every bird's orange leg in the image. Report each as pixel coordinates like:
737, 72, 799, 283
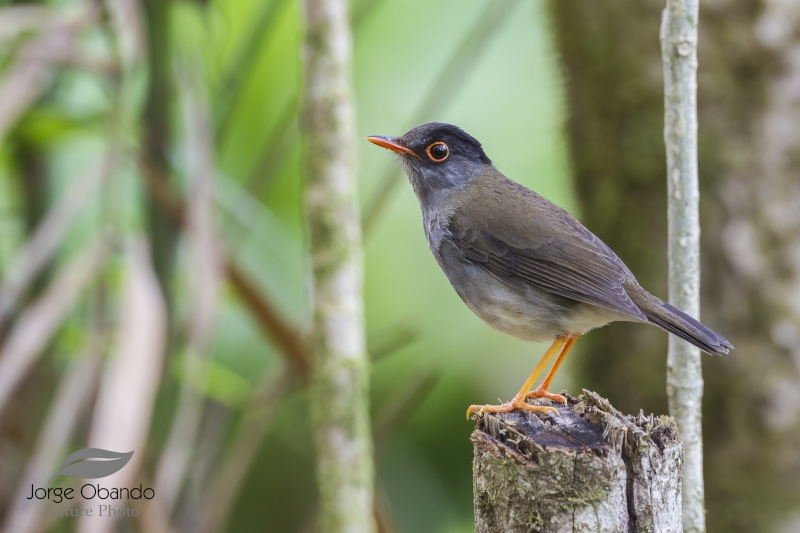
526, 334, 580, 406
466, 336, 567, 419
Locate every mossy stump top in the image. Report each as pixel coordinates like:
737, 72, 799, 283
472, 390, 682, 533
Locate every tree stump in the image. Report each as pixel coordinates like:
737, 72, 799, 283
472, 390, 682, 533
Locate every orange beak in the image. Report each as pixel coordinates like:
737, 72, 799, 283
367, 136, 420, 159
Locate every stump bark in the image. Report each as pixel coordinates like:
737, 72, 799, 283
472, 390, 682, 533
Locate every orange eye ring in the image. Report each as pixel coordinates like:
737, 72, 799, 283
426, 142, 449, 162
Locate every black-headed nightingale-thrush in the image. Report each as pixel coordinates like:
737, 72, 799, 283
367, 122, 732, 418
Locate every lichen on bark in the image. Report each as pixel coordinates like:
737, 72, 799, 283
302, 0, 374, 532
473, 391, 682, 533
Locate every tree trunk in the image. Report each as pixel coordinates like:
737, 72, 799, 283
473, 391, 682, 533
549, 1, 800, 531
302, 0, 374, 532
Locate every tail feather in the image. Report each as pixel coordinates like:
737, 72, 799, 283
643, 300, 733, 355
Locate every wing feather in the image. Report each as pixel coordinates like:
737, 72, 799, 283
448, 210, 646, 321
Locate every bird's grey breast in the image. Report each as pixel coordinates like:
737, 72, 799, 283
419, 189, 458, 264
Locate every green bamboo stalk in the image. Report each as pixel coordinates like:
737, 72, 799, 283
660, 1, 704, 531
302, 0, 374, 532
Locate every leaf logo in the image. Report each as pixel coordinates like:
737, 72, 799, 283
49, 448, 134, 483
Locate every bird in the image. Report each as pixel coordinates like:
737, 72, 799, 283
367, 122, 732, 419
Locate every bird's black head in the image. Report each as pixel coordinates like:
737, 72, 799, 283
367, 123, 493, 201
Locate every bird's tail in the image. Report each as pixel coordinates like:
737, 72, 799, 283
634, 293, 733, 355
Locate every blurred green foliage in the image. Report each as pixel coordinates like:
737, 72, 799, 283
0, 0, 573, 532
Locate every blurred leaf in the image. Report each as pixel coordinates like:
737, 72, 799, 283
243, 95, 297, 197
0, 2, 100, 144
14, 106, 105, 145
214, 0, 291, 141
0, 46, 55, 144
215, 172, 299, 273
225, 260, 309, 378
171, 352, 253, 408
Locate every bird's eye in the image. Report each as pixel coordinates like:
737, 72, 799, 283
426, 142, 449, 162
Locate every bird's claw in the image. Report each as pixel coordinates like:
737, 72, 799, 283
466, 398, 559, 419
525, 387, 568, 406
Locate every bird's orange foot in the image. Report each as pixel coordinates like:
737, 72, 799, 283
466, 397, 559, 419
525, 386, 568, 406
